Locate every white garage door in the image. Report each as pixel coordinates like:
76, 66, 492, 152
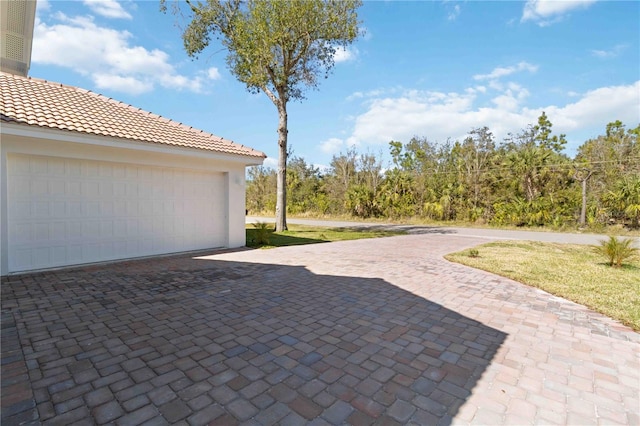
7, 154, 226, 273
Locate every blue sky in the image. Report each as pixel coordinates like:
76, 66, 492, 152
31, 0, 639, 170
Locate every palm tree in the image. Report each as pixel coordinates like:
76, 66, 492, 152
593, 236, 638, 267
506, 145, 551, 202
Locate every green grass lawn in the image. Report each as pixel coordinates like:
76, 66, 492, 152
246, 223, 405, 248
445, 241, 640, 331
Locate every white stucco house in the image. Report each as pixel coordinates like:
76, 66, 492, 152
0, 72, 265, 275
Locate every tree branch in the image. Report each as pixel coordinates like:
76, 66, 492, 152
261, 85, 279, 107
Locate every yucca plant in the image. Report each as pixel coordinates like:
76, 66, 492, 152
252, 221, 272, 246
593, 236, 638, 268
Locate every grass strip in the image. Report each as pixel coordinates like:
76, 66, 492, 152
246, 223, 405, 248
446, 241, 640, 331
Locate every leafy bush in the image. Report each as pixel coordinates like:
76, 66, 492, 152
593, 236, 638, 268
468, 248, 480, 258
603, 175, 640, 228
346, 185, 380, 218
252, 222, 272, 246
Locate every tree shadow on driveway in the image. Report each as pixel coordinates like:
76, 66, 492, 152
336, 225, 458, 236
1, 254, 506, 425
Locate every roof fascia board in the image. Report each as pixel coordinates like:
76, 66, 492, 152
1, 122, 265, 166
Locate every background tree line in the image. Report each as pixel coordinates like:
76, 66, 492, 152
247, 113, 640, 229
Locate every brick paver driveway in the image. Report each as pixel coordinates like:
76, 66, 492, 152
2, 234, 638, 425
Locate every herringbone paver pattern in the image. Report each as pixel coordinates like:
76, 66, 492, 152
1, 234, 638, 425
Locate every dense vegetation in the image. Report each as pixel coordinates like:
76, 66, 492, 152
247, 114, 640, 230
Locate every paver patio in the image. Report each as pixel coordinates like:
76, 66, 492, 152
1, 234, 638, 425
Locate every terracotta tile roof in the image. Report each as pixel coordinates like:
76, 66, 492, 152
0, 72, 265, 159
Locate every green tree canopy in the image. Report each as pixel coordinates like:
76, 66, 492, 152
164, 0, 361, 231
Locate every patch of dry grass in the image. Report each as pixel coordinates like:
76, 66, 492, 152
445, 241, 640, 331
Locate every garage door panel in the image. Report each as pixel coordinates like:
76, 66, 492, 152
51, 247, 67, 264
13, 248, 31, 270
33, 201, 49, 217
68, 223, 82, 239
99, 164, 113, 178
85, 201, 100, 216
67, 245, 82, 262
67, 181, 81, 196
31, 156, 48, 174
100, 201, 114, 217
33, 223, 50, 241
83, 242, 100, 261
51, 222, 66, 240
9, 223, 33, 244
8, 154, 226, 273
100, 181, 114, 197
83, 161, 99, 177
48, 158, 65, 175
83, 181, 99, 196
50, 180, 66, 196
8, 177, 28, 197
10, 155, 30, 173
125, 240, 138, 256
10, 200, 30, 219
51, 201, 65, 217
66, 159, 81, 176
100, 242, 116, 259
32, 179, 48, 196
33, 247, 49, 267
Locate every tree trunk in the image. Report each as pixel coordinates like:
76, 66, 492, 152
580, 178, 588, 227
578, 169, 592, 227
524, 174, 535, 202
275, 102, 288, 231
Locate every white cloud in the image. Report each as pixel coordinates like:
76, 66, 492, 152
340, 81, 639, 154
263, 157, 278, 169
448, 4, 461, 21
536, 82, 640, 132
206, 67, 221, 80
36, 0, 50, 13
345, 90, 480, 147
322, 54, 634, 159
591, 44, 627, 59
522, 0, 597, 26
492, 83, 530, 111
334, 46, 358, 63
83, 0, 132, 20
320, 138, 346, 154
93, 73, 153, 95
358, 26, 372, 41
32, 13, 211, 95
346, 87, 400, 102
473, 62, 538, 81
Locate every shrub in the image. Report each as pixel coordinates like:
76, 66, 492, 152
593, 236, 638, 268
252, 221, 272, 246
468, 248, 480, 258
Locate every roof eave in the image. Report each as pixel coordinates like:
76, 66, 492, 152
1, 121, 266, 166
